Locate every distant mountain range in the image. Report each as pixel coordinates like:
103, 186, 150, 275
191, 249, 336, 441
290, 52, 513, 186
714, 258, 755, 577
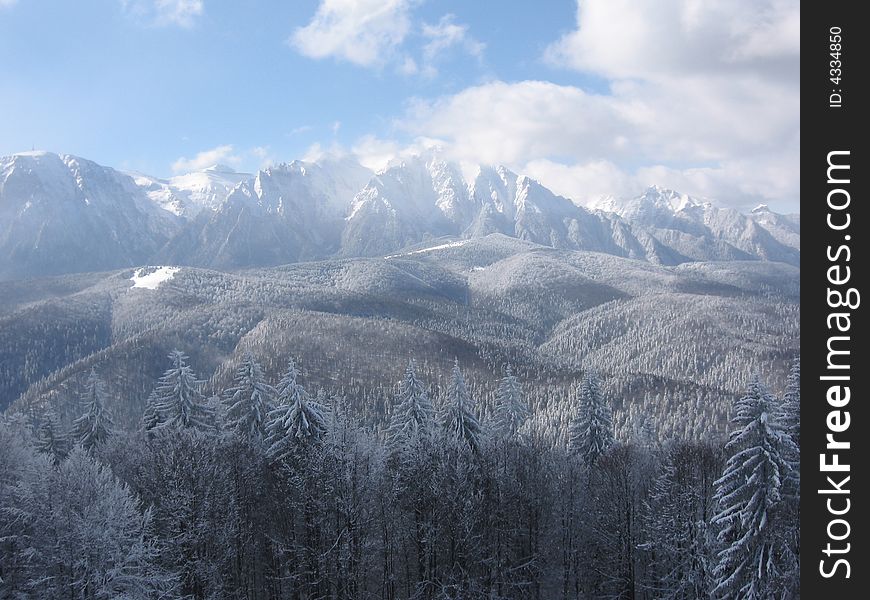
0, 151, 799, 280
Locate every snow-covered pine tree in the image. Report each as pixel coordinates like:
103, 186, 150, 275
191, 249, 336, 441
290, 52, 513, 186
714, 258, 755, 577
712, 377, 798, 599
153, 350, 213, 431
781, 356, 800, 448
567, 371, 613, 467
441, 359, 481, 450
778, 357, 801, 589
386, 359, 435, 454
142, 390, 161, 435
645, 441, 719, 599
265, 359, 328, 462
72, 369, 114, 451
35, 410, 69, 464
223, 352, 276, 442
492, 364, 529, 438
632, 414, 657, 450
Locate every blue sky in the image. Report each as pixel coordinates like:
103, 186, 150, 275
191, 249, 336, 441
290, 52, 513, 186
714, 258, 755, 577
0, 0, 800, 211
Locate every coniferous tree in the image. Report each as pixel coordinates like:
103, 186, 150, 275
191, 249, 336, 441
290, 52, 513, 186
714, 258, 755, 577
266, 359, 327, 462
781, 356, 800, 448
712, 377, 798, 599
441, 359, 481, 451
73, 369, 114, 451
386, 359, 435, 454
779, 357, 801, 589
492, 364, 529, 437
568, 371, 613, 466
35, 410, 69, 464
223, 351, 275, 442
646, 441, 720, 599
141, 390, 160, 436
153, 350, 213, 431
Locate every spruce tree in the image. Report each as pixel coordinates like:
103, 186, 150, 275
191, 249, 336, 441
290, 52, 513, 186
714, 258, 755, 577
441, 359, 481, 450
646, 442, 719, 599
142, 390, 161, 435
712, 377, 798, 599
492, 364, 529, 437
568, 371, 613, 466
265, 359, 327, 462
36, 410, 69, 464
72, 369, 114, 451
781, 356, 800, 448
153, 350, 213, 431
223, 352, 275, 442
386, 359, 435, 454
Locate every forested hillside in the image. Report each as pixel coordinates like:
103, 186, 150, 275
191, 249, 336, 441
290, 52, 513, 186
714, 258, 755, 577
0, 353, 801, 599
2, 235, 799, 444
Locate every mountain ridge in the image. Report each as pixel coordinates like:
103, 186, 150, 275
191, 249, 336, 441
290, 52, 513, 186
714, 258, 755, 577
0, 150, 800, 280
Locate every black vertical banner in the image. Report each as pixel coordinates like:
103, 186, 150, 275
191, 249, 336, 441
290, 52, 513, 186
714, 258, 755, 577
802, 3, 866, 597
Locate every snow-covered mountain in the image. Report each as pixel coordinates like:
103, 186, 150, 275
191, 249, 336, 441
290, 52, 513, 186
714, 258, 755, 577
0, 151, 799, 279
466, 167, 677, 263
747, 204, 800, 251
590, 185, 800, 265
0, 152, 179, 280
342, 155, 467, 256
128, 164, 252, 217
157, 157, 373, 268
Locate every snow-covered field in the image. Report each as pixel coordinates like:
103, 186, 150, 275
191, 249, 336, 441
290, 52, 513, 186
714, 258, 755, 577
130, 266, 180, 290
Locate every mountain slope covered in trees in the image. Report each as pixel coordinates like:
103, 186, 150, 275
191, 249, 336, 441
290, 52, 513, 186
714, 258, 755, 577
1, 234, 798, 445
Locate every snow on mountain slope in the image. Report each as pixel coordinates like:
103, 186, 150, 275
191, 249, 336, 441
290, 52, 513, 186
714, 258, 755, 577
130, 164, 252, 217
589, 185, 699, 220
465, 170, 684, 264
156, 156, 373, 268
247, 156, 372, 218
130, 265, 180, 289
0, 152, 179, 280
342, 155, 469, 256
748, 204, 800, 250
385, 239, 470, 258
0, 150, 800, 279
590, 186, 799, 266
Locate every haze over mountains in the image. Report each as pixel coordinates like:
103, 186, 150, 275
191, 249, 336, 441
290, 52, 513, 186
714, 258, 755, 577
0, 151, 799, 280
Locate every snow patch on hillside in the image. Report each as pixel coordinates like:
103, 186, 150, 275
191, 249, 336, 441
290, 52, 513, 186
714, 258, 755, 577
130, 266, 180, 289
385, 240, 469, 259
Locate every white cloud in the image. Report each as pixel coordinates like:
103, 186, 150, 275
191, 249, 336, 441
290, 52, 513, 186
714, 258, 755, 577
250, 146, 276, 169
172, 144, 240, 173
290, 0, 413, 68
290, 2, 483, 77
350, 135, 402, 171
544, 0, 799, 81
301, 143, 328, 164
386, 0, 799, 211
1, 0, 19, 9
398, 55, 419, 75
121, 0, 204, 28
284, 0, 797, 210
398, 77, 798, 210
348, 134, 448, 172
403, 81, 630, 166
288, 125, 313, 136
523, 159, 639, 206
420, 14, 484, 75
525, 154, 799, 213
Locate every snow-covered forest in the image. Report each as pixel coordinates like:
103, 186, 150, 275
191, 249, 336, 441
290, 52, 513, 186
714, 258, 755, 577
0, 352, 801, 599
